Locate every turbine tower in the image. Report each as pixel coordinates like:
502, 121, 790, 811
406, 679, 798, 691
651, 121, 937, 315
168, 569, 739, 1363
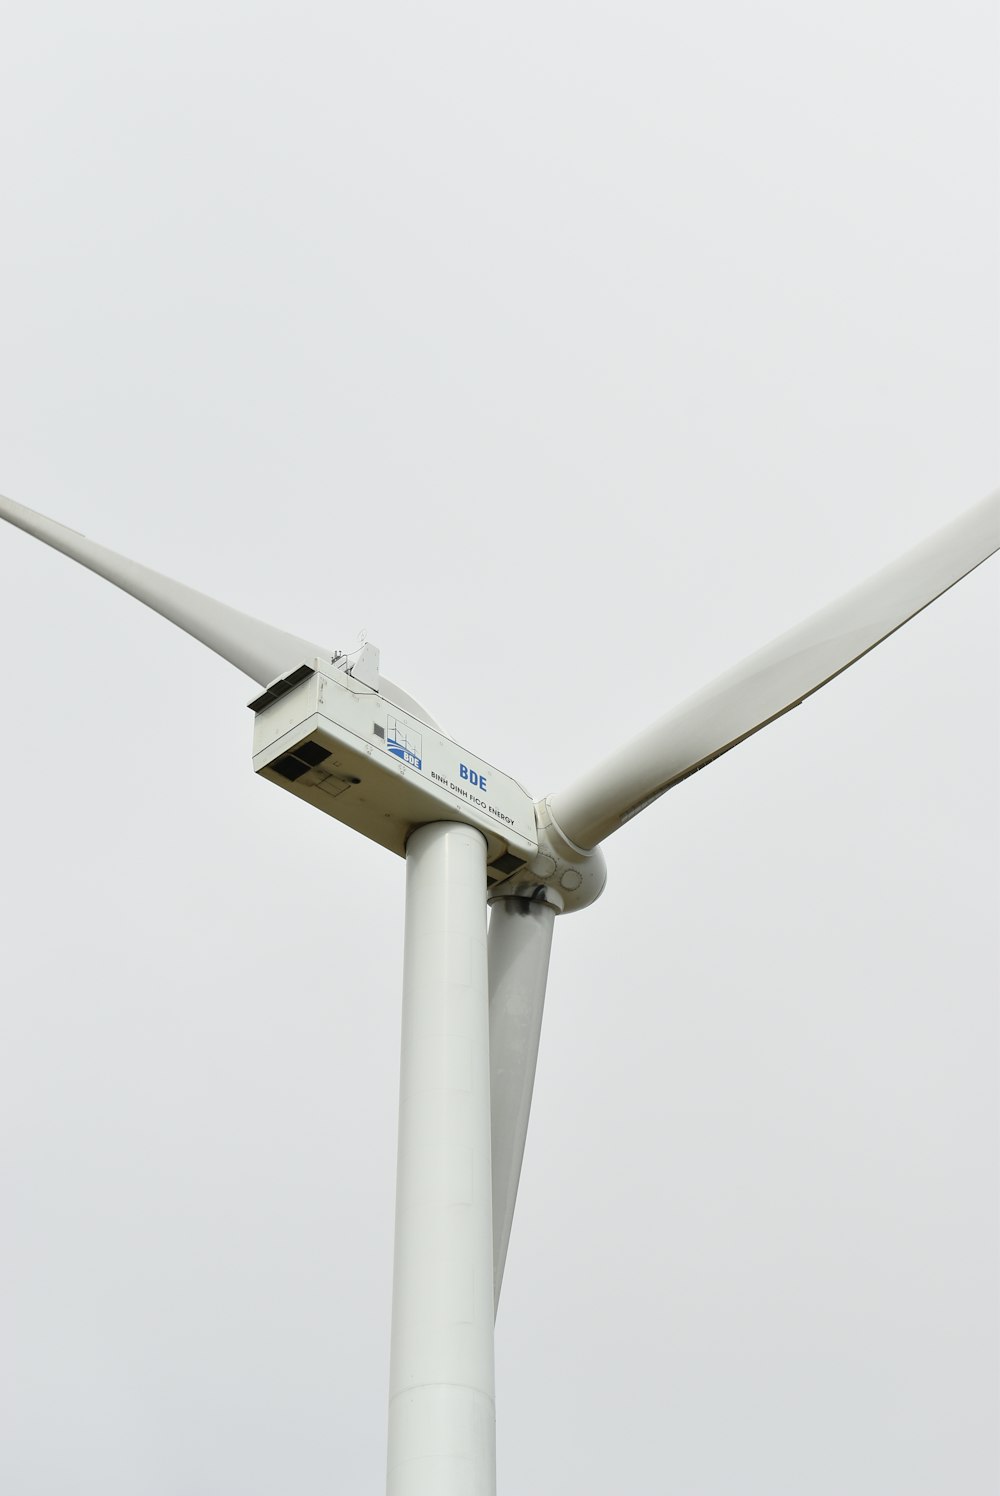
2, 487, 997, 1494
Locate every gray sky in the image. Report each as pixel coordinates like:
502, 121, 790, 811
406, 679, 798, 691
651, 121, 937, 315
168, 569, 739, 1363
1, 3, 997, 1493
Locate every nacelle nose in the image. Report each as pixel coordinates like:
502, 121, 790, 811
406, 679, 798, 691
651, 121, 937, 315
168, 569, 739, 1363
487, 795, 608, 915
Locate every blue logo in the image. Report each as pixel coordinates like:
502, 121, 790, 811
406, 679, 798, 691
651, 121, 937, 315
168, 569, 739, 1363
459, 763, 487, 793
387, 717, 422, 770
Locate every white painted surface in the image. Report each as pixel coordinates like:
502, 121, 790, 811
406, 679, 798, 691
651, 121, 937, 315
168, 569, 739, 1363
388, 824, 496, 1495
252, 663, 538, 864
0, 489, 326, 686
551, 491, 1000, 849
487, 896, 557, 1313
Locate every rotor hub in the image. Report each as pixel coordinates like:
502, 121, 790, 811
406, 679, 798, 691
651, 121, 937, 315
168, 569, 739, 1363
488, 795, 607, 914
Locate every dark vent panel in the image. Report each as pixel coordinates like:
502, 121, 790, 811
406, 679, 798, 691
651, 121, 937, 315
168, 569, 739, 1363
248, 664, 317, 714
293, 739, 332, 767
271, 754, 311, 782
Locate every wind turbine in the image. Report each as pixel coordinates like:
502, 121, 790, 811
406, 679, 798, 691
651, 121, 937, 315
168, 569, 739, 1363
1, 488, 997, 1494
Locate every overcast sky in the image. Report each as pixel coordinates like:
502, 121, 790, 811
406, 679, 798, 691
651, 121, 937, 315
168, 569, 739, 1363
1, 4, 997, 1493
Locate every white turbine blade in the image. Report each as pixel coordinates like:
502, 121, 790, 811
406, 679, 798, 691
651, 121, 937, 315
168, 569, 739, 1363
550, 490, 1000, 850
488, 894, 557, 1316
0, 491, 332, 687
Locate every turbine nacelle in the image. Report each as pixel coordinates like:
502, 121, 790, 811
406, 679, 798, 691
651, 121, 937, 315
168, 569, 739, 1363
250, 643, 611, 912
250, 649, 539, 886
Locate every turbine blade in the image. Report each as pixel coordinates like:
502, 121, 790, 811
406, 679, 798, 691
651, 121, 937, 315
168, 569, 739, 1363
488, 894, 557, 1316
0, 491, 331, 686
549, 490, 1000, 850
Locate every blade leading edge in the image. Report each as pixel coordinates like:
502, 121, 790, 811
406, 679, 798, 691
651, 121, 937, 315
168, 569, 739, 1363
0, 492, 329, 686
548, 490, 1000, 850
488, 894, 557, 1315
